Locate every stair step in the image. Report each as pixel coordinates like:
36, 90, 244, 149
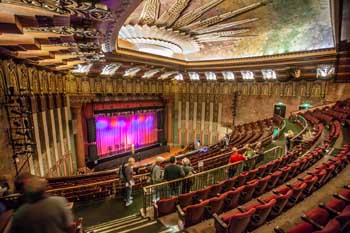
86, 218, 148, 233
85, 214, 141, 231
114, 220, 158, 233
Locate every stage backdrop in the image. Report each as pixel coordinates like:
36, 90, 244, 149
95, 112, 158, 157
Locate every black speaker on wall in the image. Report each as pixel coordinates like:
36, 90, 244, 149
86, 118, 96, 143
88, 144, 98, 162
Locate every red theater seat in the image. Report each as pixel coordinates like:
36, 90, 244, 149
178, 191, 194, 208
240, 179, 259, 203
235, 172, 249, 187
267, 189, 293, 219
224, 186, 245, 211
214, 207, 256, 233
177, 200, 209, 228
220, 177, 237, 193
313, 219, 341, 233
194, 187, 210, 202
208, 183, 223, 198
246, 168, 259, 181
248, 198, 277, 230
154, 196, 177, 218
267, 170, 282, 190
254, 175, 271, 197
205, 193, 227, 217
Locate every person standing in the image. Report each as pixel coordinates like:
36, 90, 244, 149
181, 158, 195, 193
228, 147, 246, 178
121, 157, 135, 207
164, 156, 185, 195
10, 176, 75, 233
151, 156, 165, 184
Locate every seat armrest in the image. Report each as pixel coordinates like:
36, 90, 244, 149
274, 226, 286, 233
301, 215, 323, 230
297, 177, 304, 181
272, 190, 281, 195
333, 193, 350, 203
257, 198, 266, 204
319, 203, 340, 215
237, 206, 247, 213
176, 204, 185, 218
213, 213, 228, 229
307, 172, 314, 175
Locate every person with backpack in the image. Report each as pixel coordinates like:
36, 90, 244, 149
119, 157, 135, 207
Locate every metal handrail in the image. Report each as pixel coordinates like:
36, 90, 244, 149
142, 145, 283, 214
292, 115, 308, 142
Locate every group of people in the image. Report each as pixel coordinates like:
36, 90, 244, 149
119, 155, 195, 206
227, 143, 264, 178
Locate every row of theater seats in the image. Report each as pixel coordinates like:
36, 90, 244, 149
275, 145, 350, 233
214, 144, 349, 233
176, 144, 325, 229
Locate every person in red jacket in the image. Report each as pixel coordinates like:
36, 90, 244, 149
228, 147, 246, 178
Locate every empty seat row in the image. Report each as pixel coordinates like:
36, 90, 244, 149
215, 145, 349, 233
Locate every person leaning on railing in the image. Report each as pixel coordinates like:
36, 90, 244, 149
228, 147, 246, 178
164, 156, 185, 196
181, 158, 195, 194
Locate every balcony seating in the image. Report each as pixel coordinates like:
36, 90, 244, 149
254, 175, 271, 197
195, 187, 211, 202
205, 193, 227, 217
213, 208, 256, 233
267, 170, 282, 190
208, 183, 223, 198
220, 177, 237, 193
265, 189, 294, 219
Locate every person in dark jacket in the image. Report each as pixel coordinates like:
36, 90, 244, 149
164, 156, 184, 195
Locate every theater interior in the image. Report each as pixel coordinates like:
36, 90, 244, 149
0, 0, 350, 232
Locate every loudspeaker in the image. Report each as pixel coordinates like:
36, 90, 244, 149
274, 104, 286, 118
88, 144, 98, 162
86, 118, 96, 143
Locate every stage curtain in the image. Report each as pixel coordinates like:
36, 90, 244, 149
95, 112, 158, 157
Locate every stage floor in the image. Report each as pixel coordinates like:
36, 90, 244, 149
134, 146, 183, 167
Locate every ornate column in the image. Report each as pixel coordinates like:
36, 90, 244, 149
71, 103, 85, 169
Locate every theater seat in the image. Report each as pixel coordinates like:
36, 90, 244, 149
154, 196, 177, 218
194, 187, 210, 202
205, 193, 227, 218
267, 189, 293, 219
224, 185, 245, 211
267, 170, 282, 190
235, 172, 249, 187
178, 191, 194, 208
254, 175, 271, 197
220, 177, 237, 193
208, 183, 223, 198
247, 198, 277, 231
177, 200, 209, 228
214, 207, 256, 233
313, 219, 341, 233
240, 179, 259, 204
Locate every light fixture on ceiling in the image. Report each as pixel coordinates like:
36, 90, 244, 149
101, 63, 121, 76
123, 67, 141, 77
261, 69, 277, 80
159, 71, 178, 80
142, 69, 161, 78
205, 72, 216, 80
72, 64, 92, 74
188, 72, 200, 81
222, 71, 235, 80
241, 70, 254, 80
316, 64, 335, 79
174, 73, 183, 81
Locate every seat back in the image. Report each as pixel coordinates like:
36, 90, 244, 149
155, 196, 177, 217
208, 183, 223, 198
267, 171, 281, 190
226, 208, 256, 233
254, 175, 271, 197
178, 192, 194, 208
246, 168, 259, 181
270, 189, 293, 217
224, 186, 245, 211
184, 200, 209, 227
236, 172, 248, 187
250, 198, 277, 229
221, 177, 236, 192
240, 179, 259, 203
313, 219, 341, 233
207, 193, 226, 216
256, 165, 267, 178
195, 187, 210, 201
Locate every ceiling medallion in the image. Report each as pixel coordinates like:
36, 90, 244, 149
2, 0, 114, 21
119, 0, 269, 58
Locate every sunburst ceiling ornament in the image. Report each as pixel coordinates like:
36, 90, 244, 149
119, 0, 269, 59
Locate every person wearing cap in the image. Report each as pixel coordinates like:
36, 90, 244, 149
10, 176, 74, 233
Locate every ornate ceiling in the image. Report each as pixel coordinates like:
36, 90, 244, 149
0, 0, 336, 74
118, 0, 334, 60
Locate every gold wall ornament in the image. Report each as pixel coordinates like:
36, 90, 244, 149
138, 0, 160, 25
2, 0, 115, 21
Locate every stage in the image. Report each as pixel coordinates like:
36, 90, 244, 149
91, 143, 179, 171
